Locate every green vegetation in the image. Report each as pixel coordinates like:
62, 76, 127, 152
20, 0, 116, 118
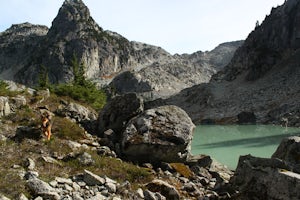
38, 55, 106, 111
0, 104, 152, 198
52, 116, 86, 141
0, 141, 30, 199
0, 80, 22, 97
38, 65, 50, 89
51, 151, 153, 186
6, 105, 38, 126
53, 83, 106, 111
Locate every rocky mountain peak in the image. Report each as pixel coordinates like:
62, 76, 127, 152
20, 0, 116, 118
213, 0, 300, 82
48, 0, 101, 39
0, 0, 241, 91
161, 0, 300, 127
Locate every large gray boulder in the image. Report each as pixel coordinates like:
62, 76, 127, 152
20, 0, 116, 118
146, 179, 180, 200
121, 105, 195, 163
97, 93, 144, 139
231, 154, 300, 200
231, 137, 300, 199
272, 136, 300, 168
56, 102, 97, 122
9, 95, 27, 111
26, 178, 60, 200
56, 101, 98, 133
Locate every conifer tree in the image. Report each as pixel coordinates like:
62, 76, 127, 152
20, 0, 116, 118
38, 65, 50, 89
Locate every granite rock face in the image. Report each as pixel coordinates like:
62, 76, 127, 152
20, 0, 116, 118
97, 93, 144, 138
0, 0, 241, 100
231, 136, 300, 199
109, 41, 243, 100
160, 0, 300, 126
0, 23, 48, 81
272, 136, 300, 171
121, 105, 195, 163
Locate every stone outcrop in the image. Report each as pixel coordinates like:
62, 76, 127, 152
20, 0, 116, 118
109, 41, 243, 100
97, 93, 144, 139
97, 94, 195, 163
56, 101, 97, 122
272, 136, 300, 172
0, 0, 241, 101
56, 101, 98, 133
0, 194, 11, 200
24, 169, 121, 199
121, 105, 195, 163
26, 178, 60, 200
158, 0, 300, 126
146, 179, 180, 200
231, 136, 300, 199
0, 23, 48, 81
231, 154, 300, 200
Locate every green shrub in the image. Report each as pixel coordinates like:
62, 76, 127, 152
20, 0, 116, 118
37, 65, 50, 90
51, 54, 106, 110
52, 83, 106, 110
52, 116, 86, 141
0, 80, 19, 97
6, 105, 39, 126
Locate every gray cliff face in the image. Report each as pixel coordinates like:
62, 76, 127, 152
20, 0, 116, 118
0, 23, 48, 80
109, 41, 243, 100
214, 0, 300, 82
0, 0, 241, 93
14, 0, 138, 85
162, 0, 300, 126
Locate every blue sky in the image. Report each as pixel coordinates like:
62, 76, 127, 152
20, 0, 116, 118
0, 0, 284, 54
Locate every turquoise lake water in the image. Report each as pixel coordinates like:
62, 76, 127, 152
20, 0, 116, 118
191, 125, 300, 170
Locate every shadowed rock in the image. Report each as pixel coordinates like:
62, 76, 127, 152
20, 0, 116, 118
97, 93, 144, 140
121, 105, 195, 164
272, 136, 300, 172
231, 136, 300, 199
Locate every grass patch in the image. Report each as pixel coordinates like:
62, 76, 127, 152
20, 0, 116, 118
37, 150, 153, 189
0, 142, 30, 199
88, 153, 153, 184
5, 105, 39, 127
52, 116, 86, 141
52, 84, 106, 111
0, 169, 28, 198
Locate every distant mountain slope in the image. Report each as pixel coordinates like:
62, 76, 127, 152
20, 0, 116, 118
0, 0, 241, 92
161, 0, 300, 126
0, 23, 48, 80
109, 41, 243, 100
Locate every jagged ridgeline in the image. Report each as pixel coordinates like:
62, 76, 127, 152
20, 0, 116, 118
0, 0, 138, 85
164, 0, 300, 126
0, 0, 242, 96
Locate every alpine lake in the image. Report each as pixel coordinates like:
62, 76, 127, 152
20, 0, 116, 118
191, 125, 300, 170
